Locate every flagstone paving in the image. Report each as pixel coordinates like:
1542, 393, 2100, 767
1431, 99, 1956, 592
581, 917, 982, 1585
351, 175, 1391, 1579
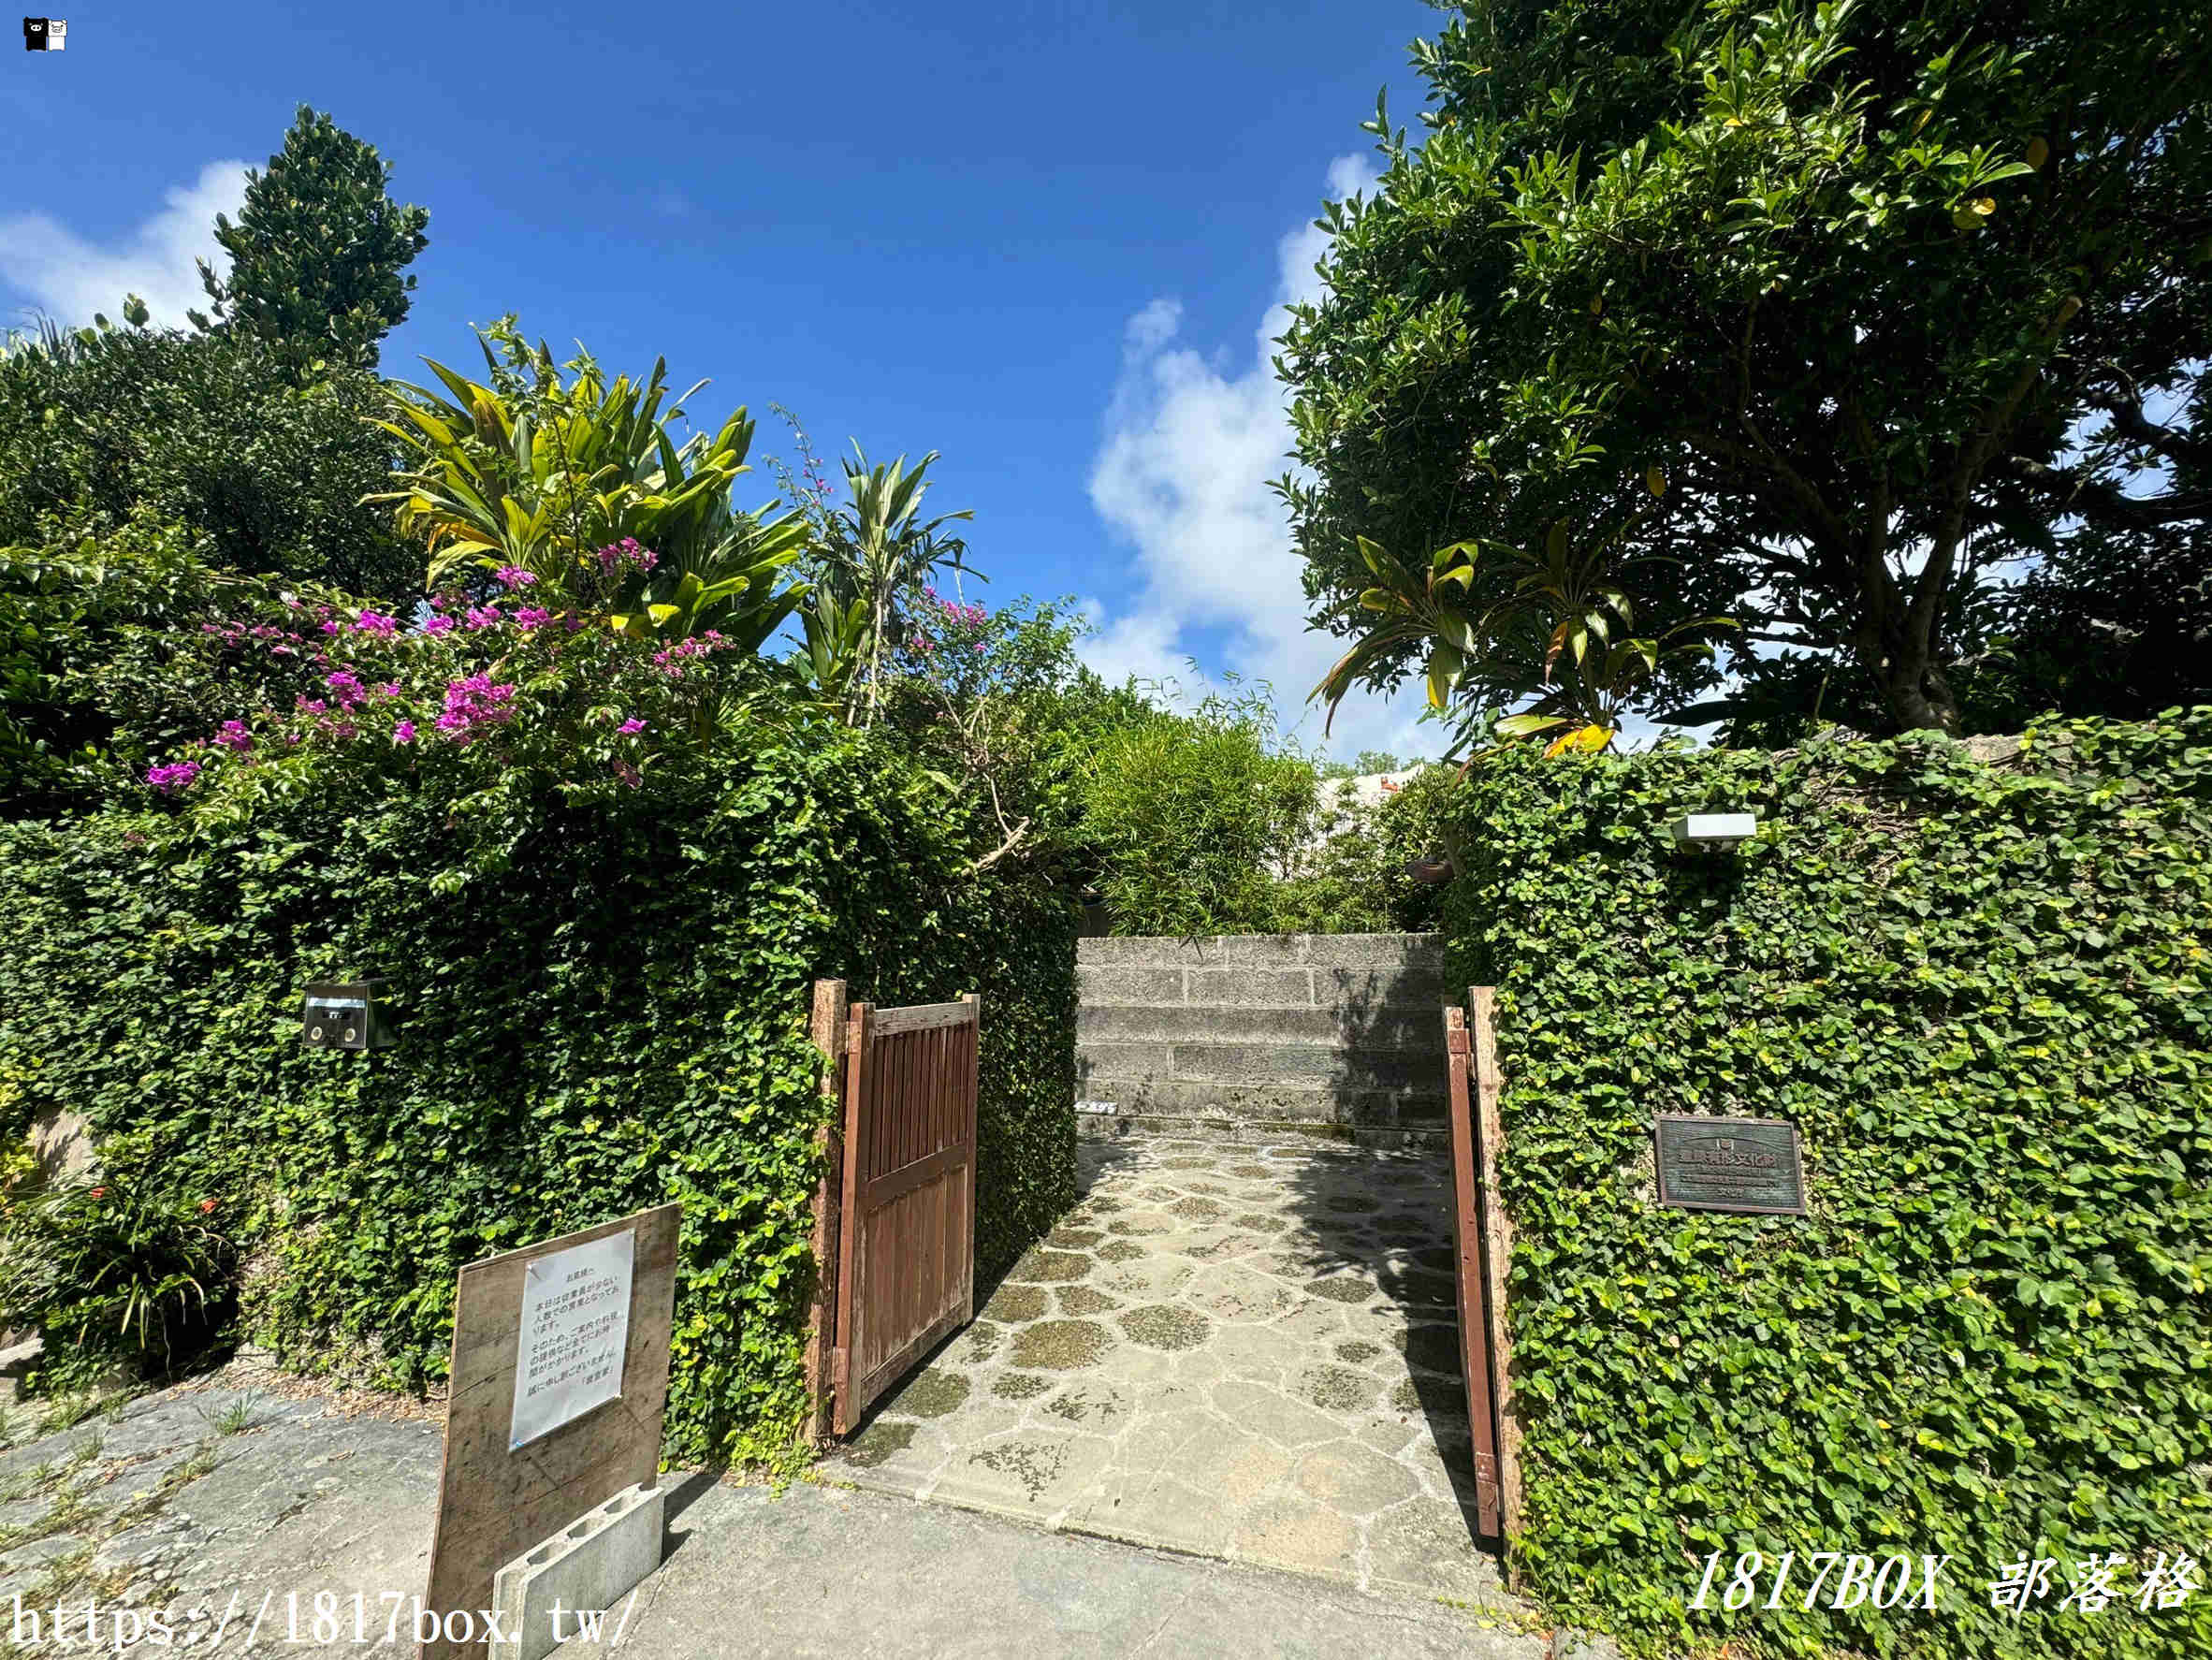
826, 1135, 1506, 1607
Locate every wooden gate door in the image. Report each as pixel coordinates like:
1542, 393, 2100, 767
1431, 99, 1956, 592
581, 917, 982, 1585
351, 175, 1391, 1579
1445, 992, 1521, 1550
831, 993, 980, 1434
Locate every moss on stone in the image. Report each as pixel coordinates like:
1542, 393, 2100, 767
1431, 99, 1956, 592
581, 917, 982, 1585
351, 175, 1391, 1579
846, 1420, 919, 1468
1335, 1339, 1384, 1364
1231, 1212, 1288, 1233
982, 1284, 1048, 1323
969, 1438, 1067, 1500
993, 1371, 1052, 1401
1046, 1228, 1104, 1251
1118, 1304, 1211, 1351
1167, 1196, 1228, 1221
1013, 1250, 1092, 1284
1299, 1365, 1375, 1413
1229, 1165, 1275, 1180
1308, 1275, 1375, 1304
1389, 1378, 1424, 1414
1056, 1285, 1121, 1317
895, 1368, 971, 1419
1010, 1320, 1110, 1370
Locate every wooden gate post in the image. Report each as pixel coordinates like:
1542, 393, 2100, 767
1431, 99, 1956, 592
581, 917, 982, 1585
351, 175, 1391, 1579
803, 979, 848, 1444
1444, 1005, 1503, 1540
1469, 985, 1524, 1579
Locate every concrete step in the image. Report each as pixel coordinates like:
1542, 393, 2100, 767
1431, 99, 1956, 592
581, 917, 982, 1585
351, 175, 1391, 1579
1075, 1041, 1446, 1092
1076, 1111, 1448, 1153
1070, 1074, 1447, 1128
1077, 933, 1445, 971
1077, 1002, 1448, 1050
1077, 965, 1448, 1010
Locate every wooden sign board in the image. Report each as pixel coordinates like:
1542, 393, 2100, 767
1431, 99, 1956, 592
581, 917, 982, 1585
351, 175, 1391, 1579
1654, 1115, 1806, 1215
420, 1204, 680, 1659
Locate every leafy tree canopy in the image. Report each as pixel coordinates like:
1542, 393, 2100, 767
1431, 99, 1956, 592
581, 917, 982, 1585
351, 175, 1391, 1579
190, 105, 429, 375
0, 319, 416, 599
1277, 0, 2211, 735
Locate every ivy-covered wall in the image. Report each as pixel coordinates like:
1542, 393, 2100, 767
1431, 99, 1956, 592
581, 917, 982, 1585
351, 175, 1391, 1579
0, 717, 1076, 1468
1441, 712, 2211, 1659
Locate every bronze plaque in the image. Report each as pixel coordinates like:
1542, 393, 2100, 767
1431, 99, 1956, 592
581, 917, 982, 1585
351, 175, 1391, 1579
1655, 1115, 1805, 1215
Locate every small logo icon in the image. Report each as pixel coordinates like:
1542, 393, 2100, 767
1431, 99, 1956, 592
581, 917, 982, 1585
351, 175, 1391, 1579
22, 16, 64, 50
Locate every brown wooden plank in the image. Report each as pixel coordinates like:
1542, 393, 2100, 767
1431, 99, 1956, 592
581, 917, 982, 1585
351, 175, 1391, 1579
871, 999, 977, 1036
804, 979, 848, 1443
960, 993, 980, 1319
1443, 1004, 1503, 1539
1469, 985, 1523, 1581
420, 1203, 679, 1660
834, 1004, 872, 1436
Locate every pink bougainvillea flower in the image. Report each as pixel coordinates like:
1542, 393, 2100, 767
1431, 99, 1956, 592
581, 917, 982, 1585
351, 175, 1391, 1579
325, 671, 367, 708
612, 760, 642, 788
392, 720, 416, 744
213, 721, 254, 753
493, 565, 538, 590
320, 620, 341, 635
145, 760, 202, 794
355, 611, 400, 636
375, 681, 401, 698
422, 615, 456, 636
295, 696, 328, 714
618, 717, 647, 735
464, 605, 503, 630
513, 606, 552, 629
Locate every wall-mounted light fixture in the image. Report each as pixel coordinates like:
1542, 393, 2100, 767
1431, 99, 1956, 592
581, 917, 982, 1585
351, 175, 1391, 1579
1667, 811, 1759, 852
301, 979, 396, 1051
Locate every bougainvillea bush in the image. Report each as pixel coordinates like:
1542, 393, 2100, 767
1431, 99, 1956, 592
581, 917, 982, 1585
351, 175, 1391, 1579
0, 580, 1075, 1463
1441, 713, 2212, 1659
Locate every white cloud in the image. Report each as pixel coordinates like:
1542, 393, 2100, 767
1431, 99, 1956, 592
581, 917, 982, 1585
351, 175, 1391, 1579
0, 160, 247, 330
1084, 153, 1433, 764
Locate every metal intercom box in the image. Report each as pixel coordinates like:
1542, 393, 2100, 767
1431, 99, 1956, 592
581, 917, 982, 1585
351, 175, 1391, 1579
300, 980, 395, 1051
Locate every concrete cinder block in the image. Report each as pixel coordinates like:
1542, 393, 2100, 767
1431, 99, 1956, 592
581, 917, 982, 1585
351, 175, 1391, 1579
1073, 1042, 1175, 1082
1183, 968, 1316, 1007
1302, 933, 1445, 968
1319, 967, 1448, 1010
1076, 967, 1187, 1005
1164, 1043, 1446, 1091
490, 1482, 663, 1660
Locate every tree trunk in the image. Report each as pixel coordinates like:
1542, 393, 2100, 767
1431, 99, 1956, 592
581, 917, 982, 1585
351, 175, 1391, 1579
1864, 633, 1962, 735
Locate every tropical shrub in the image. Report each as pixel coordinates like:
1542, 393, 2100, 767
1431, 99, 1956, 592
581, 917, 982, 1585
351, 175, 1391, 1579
0, 599, 1076, 1464
1083, 691, 1318, 937
0, 322, 416, 599
373, 321, 808, 644
1440, 711, 2212, 1658
0, 514, 354, 817
0, 1137, 236, 1390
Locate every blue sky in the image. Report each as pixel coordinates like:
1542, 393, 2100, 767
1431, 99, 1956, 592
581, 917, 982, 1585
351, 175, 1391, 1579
3, 1, 1441, 762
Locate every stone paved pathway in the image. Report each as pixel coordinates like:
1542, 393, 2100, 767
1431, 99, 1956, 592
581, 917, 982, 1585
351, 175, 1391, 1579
826, 1136, 1506, 1607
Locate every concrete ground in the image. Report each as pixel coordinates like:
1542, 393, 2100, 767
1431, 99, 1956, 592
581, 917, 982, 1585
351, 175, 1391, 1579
825, 1136, 1502, 1607
0, 1379, 1550, 1658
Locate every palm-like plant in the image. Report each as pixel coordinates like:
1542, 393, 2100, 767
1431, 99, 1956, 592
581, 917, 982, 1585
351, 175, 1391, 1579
811, 444, 979, 724
1314, 516, 1732, 756
367, 327, 809, 647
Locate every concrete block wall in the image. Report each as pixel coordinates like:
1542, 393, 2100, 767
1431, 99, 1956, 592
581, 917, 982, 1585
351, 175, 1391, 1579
1075, 934, 1451, 1148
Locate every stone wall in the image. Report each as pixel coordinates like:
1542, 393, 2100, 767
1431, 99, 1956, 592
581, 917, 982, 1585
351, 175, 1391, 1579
1074, 933, 1450, 1148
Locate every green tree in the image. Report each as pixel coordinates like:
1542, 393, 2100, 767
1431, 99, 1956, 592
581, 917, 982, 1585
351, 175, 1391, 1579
0, 318, 416, 598
189, 105, 429, 374
1277, 0, 2211, 735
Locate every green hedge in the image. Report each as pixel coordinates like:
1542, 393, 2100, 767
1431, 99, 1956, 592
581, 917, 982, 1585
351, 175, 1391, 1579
0, 714, 1074, 1467
1441, 713, 2212, 1659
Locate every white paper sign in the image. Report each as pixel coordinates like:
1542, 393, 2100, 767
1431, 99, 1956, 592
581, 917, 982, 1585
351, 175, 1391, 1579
509, 1229, 633, 1450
